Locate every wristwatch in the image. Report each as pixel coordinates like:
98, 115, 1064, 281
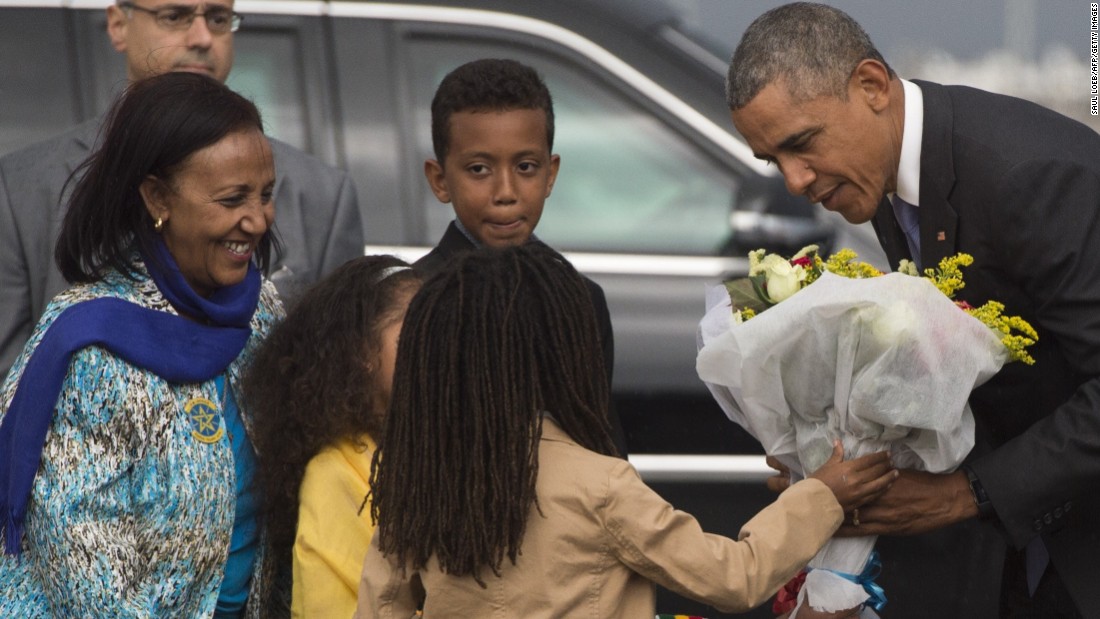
963, 465, 995, 520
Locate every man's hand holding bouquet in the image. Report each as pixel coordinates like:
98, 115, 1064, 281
696, 246, 1036, 618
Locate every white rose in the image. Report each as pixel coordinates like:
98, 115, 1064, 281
761, 254, 806, 303
870, 301, 917, 346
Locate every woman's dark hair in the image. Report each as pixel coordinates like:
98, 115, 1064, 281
369, 243, 616, 584
55, 71, 277, 283
242, 255, 421, 566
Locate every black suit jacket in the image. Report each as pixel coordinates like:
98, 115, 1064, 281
415, 222, 629, 457
873, 80, 1100, 614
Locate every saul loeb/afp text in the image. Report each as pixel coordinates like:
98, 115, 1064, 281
1092, 3, 1098, 115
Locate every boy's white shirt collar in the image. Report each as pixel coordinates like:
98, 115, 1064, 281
892, 78, 924, 207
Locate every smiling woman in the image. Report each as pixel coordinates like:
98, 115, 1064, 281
0, 72, 285, 618
139, 129, 276, 298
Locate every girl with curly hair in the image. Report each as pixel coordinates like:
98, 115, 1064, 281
243, 255, 420, 618
356, 243, 897, 618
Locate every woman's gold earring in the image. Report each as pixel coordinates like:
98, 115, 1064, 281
154, 217, 164, 233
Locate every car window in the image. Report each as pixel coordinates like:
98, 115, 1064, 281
229, 31, 310, 151
406, 37, 741, 256
0, 8, 314, 158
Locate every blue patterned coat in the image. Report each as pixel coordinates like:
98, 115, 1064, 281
0, 259, 284, 618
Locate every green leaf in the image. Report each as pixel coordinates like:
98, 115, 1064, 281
748, 273, 773, 305
724, 277, 772, 314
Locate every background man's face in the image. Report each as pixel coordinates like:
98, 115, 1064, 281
107, 1, 234, 83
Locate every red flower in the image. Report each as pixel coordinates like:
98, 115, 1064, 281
772, 569, 807, 615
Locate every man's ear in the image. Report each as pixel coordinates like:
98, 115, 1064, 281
139, 176, 170, 225
852, 59, 893, 113
424, 159, 451, 203
546, 154, 561, 198
106, 4, 129, 52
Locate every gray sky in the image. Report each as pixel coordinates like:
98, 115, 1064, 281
679, 0, 1078, 62
674, 1, 1098, 130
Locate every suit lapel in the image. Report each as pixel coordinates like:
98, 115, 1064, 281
437, 221, 475, 254
912, 80, 959, 270
49, 120, 101, 252
64, 119, 101, 180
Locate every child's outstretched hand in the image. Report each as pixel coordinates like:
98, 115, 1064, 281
808, 440, 897, 513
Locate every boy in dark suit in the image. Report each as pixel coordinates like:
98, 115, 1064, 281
415, 58, 627, 456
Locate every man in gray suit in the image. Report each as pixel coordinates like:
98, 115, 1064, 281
0, 0, 364, 377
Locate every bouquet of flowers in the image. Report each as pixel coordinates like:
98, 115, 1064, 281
695, 246, 1035, 617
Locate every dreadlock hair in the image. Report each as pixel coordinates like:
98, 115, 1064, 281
242, 255, 421, 574
370, 243, 617, 585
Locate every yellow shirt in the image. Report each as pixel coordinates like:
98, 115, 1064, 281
292, 434, 376, 618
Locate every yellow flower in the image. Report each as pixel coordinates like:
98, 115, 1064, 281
726, 247, 1037, 364
964, 301, 1038, 365
748, 249, 768, 276
926, 254, 973, 298
822, 248, 883, 279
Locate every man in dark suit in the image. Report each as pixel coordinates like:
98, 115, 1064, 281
0, 0, 364, 378
726, 3, 1099, 617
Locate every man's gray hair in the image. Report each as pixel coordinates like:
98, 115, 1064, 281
726, 2, 894, 110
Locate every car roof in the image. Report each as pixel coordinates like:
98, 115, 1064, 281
0, 0, 764, 173
328, 0, 759, 171
344, 0, 681, 32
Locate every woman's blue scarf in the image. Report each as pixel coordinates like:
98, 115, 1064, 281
0, 239, 261, 555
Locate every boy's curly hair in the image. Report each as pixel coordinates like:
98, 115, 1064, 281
430, 58, 555, 163
243, 255, 421, 562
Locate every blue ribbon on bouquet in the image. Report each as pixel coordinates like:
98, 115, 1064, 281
824, 550, 887, 612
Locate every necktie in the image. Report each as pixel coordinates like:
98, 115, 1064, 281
1026, 536, 1050, 596
891, 195, 921, 269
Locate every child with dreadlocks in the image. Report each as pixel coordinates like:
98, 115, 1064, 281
414, 57, 628, 457
242, 255, 421, 618
356, 243, 897, 618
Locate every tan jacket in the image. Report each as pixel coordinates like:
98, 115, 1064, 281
355, 420, 842, 618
